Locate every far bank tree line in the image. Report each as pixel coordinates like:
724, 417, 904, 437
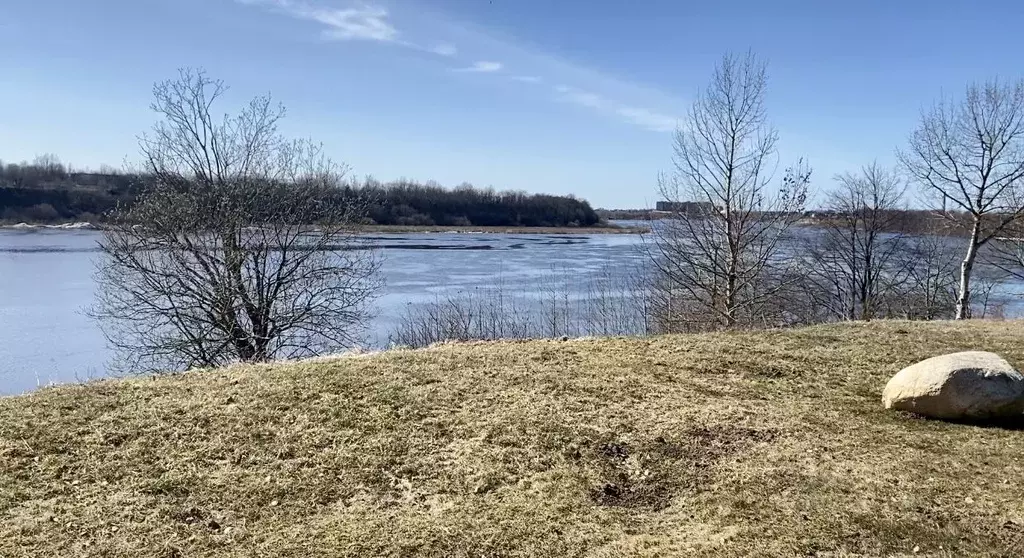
0, 160, 600, 228
597, 205, 955, 236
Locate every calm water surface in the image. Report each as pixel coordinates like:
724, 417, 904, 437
2, 225, 1022, 395
0, 228, 645, 394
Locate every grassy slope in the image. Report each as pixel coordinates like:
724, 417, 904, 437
3, 321, 1024, 557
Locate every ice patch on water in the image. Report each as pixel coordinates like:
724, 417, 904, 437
3, 222, 97, 231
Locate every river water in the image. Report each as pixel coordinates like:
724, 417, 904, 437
2, 225, 1021, 395
0, 227, 646, 394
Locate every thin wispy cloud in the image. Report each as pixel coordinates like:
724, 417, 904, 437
556, 86, 606, 110
554, 86, 678, 132
429, 11, 687, 133
430, 43, 458, 56
454, 61, 503, 73
238, 0, 682, 132
614, 107, 678, 133
315, 5, 397, 41
241, 0, 400, 43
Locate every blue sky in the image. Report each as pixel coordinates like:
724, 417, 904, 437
2, 0, 1023, 208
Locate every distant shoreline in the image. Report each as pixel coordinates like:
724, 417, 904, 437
0, 222, 99, 231
0, 222, 650, 235
347, 224, 649, 235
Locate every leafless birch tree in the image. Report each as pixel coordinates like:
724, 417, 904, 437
92, 69, 381, 373
648, 52, 810, 330
899, 80, 1024, 319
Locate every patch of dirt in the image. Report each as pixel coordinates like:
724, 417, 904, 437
589, 426, 777, 510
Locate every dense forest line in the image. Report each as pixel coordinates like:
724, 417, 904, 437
0, 157, 983, 235
0, 158, 601, 228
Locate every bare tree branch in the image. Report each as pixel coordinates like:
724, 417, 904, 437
802, 163, 911, 321
898, 79, 1024, 318
646, 52, 810, 331
92, 69, 382, 374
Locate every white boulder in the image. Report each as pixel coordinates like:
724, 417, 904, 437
882, 351, 1024, 419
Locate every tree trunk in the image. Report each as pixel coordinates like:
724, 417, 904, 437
723, 197, 737, 328
849, 228, 859, 320
724, 270, 737, 327
955, 221, 982, 320
861, 242, 872, 321
222, 230, 261, 361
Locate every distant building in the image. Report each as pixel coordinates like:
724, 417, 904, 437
655, 201, 717, 214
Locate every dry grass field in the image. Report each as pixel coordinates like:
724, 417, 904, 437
3, 321, 1024, 557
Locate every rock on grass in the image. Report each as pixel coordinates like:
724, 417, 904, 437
882, 350, 1024, 420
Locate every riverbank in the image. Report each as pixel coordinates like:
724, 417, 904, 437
0, 222, 648, 234
0, 221, 98, 230
348, 223, 648, 234
3, 321, 1024, 556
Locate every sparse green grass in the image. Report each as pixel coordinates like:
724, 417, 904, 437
3, 321, 1024, 557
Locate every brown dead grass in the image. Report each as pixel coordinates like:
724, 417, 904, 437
3, 321, 1024, 557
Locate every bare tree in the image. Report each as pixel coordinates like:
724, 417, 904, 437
648, 52, 810, 330
92, 69, 381, 373
804, 163, 908, 320
988, 216, 1024, 282
899, 80, 1024, 319
887, 234, 959, 320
